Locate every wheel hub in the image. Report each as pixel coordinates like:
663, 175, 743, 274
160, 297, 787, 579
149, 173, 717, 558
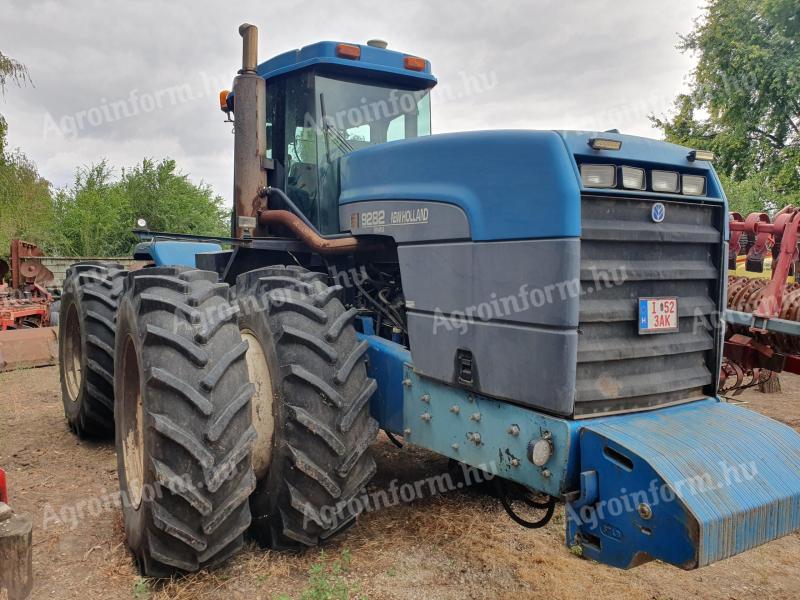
63, 304, 82, 403
121, 336, 145, 510
242, 330, 275, 480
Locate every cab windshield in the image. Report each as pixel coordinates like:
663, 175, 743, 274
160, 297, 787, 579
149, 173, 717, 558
282, 74, 431, 234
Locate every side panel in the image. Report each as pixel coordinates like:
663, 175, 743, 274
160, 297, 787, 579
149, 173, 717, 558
398, 239, 580, 415
402, 365, 578, 497
359, 332, 410, 434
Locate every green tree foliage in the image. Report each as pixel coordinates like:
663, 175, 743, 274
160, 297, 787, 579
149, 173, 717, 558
0, 136, 56, 254
651, 0, 800, 212
0, 51, 29, 96
0, 50, 53, 254
53, 158, 229, 256
0, 50, 30, 142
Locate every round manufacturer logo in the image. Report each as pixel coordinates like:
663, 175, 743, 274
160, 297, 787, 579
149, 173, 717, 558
651, 202, 666, 223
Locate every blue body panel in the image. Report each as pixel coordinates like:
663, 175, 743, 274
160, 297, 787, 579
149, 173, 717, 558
136, 241, 222, 268
340, 130, 583, 241
358, 331, 410, 435
257, 41, 436, 88
400, 363, 588, 497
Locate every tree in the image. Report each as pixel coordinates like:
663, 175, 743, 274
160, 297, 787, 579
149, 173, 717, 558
54, 158, 229, 256
52, 162, 129, 256
651, 0, 800, 212
0, 51, 54, 254
120, 158, 229, 241
0, 143, 56, 254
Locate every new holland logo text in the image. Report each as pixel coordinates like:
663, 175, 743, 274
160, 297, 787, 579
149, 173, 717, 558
390, 208, 429, 225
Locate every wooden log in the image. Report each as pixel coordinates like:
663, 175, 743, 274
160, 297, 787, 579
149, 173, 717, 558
0, 507, 33, 600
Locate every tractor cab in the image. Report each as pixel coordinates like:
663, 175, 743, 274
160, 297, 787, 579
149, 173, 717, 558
253, 41, 436, 234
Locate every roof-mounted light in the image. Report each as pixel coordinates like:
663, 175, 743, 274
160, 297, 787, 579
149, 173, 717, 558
588, 137, 622, 151
687, 149, 714, 162
336, 43, 361, 60
404, 56, 427, 71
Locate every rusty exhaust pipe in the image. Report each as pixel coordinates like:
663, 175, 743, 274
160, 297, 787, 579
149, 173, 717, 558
257, 210, 365, 253
257, 187, 372, 254
233, 23, 267, 238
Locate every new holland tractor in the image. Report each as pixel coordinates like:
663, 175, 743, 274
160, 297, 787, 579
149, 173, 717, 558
58, 24, 800, 576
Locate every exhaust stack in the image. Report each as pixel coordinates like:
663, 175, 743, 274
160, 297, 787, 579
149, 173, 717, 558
233, 23, 267, 238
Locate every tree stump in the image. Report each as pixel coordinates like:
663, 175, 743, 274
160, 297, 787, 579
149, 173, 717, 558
759, 374, 782, 394
0, 506, 32, 600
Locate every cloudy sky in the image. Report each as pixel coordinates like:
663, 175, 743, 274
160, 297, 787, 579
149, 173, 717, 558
1, 0, 701, 206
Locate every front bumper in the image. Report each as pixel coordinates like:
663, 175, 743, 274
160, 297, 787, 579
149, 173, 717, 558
567, 400, 800, 568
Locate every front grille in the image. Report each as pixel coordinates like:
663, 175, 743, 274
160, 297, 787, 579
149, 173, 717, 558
575, 195, 723, 417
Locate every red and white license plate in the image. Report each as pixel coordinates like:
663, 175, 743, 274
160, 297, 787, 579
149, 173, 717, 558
638, 297, 678, 334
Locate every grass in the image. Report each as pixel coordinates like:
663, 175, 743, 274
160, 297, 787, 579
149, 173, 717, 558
132, 576, 150, 599
281, 549, 363, 600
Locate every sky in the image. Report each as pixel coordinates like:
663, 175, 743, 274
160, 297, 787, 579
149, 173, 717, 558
1, 0, 702, 206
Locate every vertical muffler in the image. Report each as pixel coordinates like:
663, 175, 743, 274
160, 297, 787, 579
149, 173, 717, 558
233, 23, 267, 238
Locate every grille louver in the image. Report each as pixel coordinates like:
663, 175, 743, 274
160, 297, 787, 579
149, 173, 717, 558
576, 195, 723, 417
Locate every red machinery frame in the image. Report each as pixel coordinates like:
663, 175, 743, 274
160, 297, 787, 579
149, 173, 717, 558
725, 207, 800, 386
0, 239, 53, 330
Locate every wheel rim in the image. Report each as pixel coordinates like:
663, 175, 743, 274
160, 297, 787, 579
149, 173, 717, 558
242, 330, 275, 480
121, 335, 145, 510
63, 304, 83, 402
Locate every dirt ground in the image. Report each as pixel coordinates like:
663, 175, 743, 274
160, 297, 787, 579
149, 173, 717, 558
1, 366, 799, 600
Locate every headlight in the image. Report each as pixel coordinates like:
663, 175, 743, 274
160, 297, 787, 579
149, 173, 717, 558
682, 174, 706, 196
621, 166, 645, 190
580, 164, 616, 188
652, 170, 679, 193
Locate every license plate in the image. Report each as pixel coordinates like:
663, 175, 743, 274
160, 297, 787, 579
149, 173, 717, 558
638, 297, 678, 334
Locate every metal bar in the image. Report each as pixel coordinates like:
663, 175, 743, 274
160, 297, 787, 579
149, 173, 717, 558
755, 211, 800, 318
132, 229, 245, 244
726, 309, 800, 336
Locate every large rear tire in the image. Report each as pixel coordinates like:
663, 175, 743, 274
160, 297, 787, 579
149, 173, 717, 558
114, 266, 256, 576
236, 265, 378, 549
59, 261, 127, 438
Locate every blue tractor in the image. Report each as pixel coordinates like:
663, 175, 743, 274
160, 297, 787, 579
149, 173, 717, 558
58, 24, 800, 576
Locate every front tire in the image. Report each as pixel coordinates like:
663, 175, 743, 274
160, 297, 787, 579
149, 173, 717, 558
236, 266, 379, 549
115, 267, 256, 576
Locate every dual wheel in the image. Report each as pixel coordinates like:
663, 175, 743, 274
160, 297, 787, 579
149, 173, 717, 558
59, 263, 378, 575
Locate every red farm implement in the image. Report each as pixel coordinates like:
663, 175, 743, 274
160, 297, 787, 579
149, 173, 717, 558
0, 240, 58, 372
722, 206, 800, 392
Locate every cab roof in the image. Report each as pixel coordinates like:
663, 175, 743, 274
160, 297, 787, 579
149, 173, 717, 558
255, 41, 437, 89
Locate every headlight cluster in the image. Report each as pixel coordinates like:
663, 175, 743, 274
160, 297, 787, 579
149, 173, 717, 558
580, 164, 706, 196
